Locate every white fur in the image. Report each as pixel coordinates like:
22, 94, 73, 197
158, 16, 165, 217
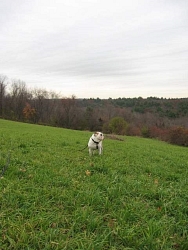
88, 132, 104, 156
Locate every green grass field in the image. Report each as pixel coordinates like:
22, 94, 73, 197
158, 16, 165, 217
0, 119, 188, 250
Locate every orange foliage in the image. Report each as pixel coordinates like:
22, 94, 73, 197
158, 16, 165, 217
23, 103, 36, 120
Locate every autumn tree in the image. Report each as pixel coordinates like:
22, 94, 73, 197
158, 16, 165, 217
168, 127, 188, 146
23, 103, 36, 121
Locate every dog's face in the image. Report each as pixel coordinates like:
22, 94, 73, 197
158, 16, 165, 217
94, 132, 104, 141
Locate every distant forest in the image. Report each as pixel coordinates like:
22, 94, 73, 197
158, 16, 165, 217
1, 74, 188, 146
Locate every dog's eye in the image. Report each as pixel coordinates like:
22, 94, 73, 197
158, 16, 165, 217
100, 133, 102, 136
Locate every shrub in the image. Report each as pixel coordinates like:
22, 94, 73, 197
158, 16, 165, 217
126, 124, 141, 136
108, 117, 128, 135
149, 126, 168, 141
141, 126, 150, 138
168, 127, 188, 146
102, 122, 111, 134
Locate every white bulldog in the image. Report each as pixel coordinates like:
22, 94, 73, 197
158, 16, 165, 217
88, 132, 104, 156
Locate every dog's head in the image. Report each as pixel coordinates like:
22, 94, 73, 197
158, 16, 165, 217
94, 132, 104, 141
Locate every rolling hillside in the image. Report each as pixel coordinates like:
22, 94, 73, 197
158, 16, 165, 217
0, 119, 188, 249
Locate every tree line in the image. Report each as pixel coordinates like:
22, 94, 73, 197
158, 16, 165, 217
1, 74, 188, 146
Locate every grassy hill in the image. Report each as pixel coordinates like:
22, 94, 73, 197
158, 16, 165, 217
0, 119, 188, 249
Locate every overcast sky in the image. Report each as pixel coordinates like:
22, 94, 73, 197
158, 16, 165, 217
0, 0, 188, 98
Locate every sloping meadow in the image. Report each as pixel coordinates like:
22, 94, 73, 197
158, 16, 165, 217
0, 119, 188, 250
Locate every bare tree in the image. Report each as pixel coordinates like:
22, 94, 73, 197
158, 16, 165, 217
60, 95, 77, 128
8, 79, 31, 120
0, 75, 8, 117
31, 88, 61, 124
31, 88, 49, 123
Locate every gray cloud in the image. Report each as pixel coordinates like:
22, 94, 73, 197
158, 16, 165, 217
0, 0, 188, 98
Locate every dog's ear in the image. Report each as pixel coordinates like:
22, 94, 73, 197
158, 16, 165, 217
94, 132, 99, 137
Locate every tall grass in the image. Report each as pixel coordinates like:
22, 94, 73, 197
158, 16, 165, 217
0, 119, 188, 249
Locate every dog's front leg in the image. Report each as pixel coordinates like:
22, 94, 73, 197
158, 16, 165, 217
89, 148, 93, 156
98, 147, 103, 155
